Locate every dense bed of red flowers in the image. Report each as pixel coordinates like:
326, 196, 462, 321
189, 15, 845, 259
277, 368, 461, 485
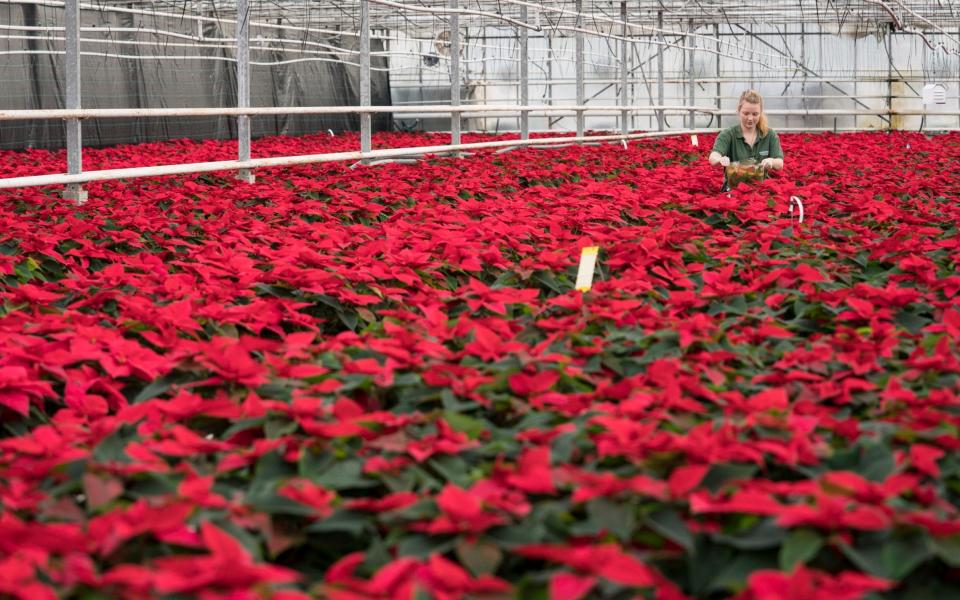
1, 129, 959, 600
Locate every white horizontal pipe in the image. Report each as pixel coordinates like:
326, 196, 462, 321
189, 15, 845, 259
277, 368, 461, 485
0, 49, 366, 69
369, 0, 533, 31
3, 122, 952, 192
491, 126, 960, 135
0, 104, 719, 120
2, 105, 957, 122
0, 129, 711, 190
0, 0, 370, 40
763, 109, 960, 116
0, 30, 362, 55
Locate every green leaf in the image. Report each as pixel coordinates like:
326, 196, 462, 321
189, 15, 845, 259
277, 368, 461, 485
361, 535, 392, 572
253, 451, 296, 486
714, 518, 786, 550
689, 537, 777, 596
339, 310, 359, 331
550, 431, 577, 464
646, 509, 694, 552
393, 372, 421, 387
859, 442, 896, 482
264, 417, 299, 440
455, 537, 503, 576
307, 510, 371, 537
397, 533, 457, 558
895, 311, 926, 334
701, 463, 759, 493
213, 519, 264, 560
256, 382, 295, 402
428, 455, 472, 488
440, 389, 475, 412
299, 449, 332, 479
132, 375, 178, 403
245, 490, 318, 517
221, 416, 266, 439
316, 458, 376, 490
587, 498, 635, 542
535, 270, 563, 294
488, 520, 548, 547
706, 552, 778, 594
254, 283, 296, 298
378, 499, 437, 527
839, 531, 931, 579
127, 472, 178, 497
779, 529, 823, 570
442, 410, 486, 439
92, 425, 139, 464
515, 580, 550, 600
929, 534, 960, 567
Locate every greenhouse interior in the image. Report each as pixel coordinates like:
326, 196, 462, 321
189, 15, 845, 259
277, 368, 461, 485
1, 1, 960, 599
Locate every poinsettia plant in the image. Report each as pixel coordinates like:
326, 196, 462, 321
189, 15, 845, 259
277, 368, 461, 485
1, 129, 959, 599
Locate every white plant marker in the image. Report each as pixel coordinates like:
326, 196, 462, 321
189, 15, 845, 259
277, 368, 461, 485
575, 246, 600, 292
789, 196, 805, 224
328, 129, 335, 137
691, 134, 699, 147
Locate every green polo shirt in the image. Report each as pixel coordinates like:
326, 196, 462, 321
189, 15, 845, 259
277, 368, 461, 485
711, 124, 783, 190
712, 124, 784, 163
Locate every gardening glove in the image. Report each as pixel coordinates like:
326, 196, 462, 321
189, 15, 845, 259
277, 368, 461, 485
718, 156, 731, 167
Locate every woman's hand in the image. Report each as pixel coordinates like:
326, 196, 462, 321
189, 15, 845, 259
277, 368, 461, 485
760, 157, 783, 171
709, 151, 730, 167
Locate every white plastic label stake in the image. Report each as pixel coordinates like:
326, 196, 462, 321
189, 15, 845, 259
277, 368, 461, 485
575, 246, 600, 292
691, 134, 699, 147
789, 196, 805, 224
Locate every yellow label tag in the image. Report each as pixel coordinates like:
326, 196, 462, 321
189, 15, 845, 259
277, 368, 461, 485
691, 134, 699, 147
575, 246, 599, 292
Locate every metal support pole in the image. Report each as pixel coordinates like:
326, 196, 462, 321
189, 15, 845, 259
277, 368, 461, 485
687, 19, 695, 129
547, 34, 554, 131
801, 23, 807, 131
886, 24, 893, 130
450, 0, 461, 149
520, 4, 529, 140
620, 1, 628, 137
575, 0, 584, 139
236, 0, 254, 183
63, 0, 86, 204
715, 22, 721, 128
852, 28, 858, 130
656, 10, 664, 131
360, 0, 372, 161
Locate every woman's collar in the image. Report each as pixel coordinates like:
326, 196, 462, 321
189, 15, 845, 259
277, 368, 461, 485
737, 125, 765, 139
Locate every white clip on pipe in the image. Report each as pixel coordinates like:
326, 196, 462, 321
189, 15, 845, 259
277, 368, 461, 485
789, 196, 804, 224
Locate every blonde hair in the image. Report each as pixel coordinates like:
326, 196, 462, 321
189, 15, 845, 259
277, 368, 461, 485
738, 90, 769, 136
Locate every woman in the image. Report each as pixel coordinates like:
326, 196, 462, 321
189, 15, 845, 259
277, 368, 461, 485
709, 90, 784, 190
